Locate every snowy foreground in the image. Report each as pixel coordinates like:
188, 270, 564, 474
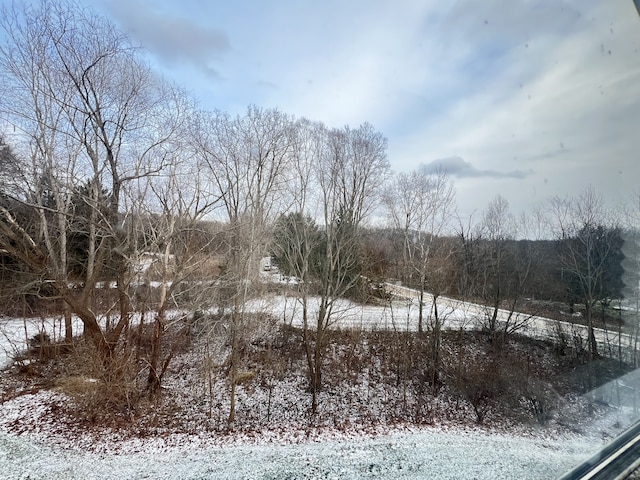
0, 289, 635, 479
0, 427, 598, 480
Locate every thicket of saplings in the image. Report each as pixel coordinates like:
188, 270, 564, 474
0, 261, 630, 434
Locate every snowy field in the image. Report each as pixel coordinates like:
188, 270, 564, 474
0, 427, 598, 480
256, 287, 638, 362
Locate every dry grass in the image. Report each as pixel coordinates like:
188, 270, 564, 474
55, 375, 102, 396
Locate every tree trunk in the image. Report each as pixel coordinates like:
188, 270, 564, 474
146, 314, 163, 393
310, 304, 327, 415
586, 302, 599, 359
431, 295, 441, 391
64, 305, 73, 343
418, 287, 424, 334
301, 297, 319, 414
228, 303, 240, 425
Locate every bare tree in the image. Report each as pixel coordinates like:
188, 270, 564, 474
383, 168, 455, 392
548, 186, 620, 369
0, 0, 186, 360
0, 3, 78, 340
272, 117, 325, 339
307, 122, 389, 413
460, 197, 544, 343
501, 213, 544, 334
274, 120, 389, 413
476, 195, 515, 334
384, 168, 455, 332
195, 105, 294, 423
116, 100, 218, 393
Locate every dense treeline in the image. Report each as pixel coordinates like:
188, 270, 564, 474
356, 229, 625, 307
0, 0, 637, 427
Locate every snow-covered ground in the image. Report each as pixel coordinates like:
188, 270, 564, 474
0, 426, 598, 480
0, 286, 638, 479
0, 315, 84, 367
255, 287, 638, 363
384, 284, 639, 361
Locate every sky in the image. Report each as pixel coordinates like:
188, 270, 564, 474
56, 0, 640, 220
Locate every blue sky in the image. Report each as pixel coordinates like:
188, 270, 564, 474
55, 1, 640, 219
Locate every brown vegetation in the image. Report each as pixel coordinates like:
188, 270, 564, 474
0, 323, 630, 440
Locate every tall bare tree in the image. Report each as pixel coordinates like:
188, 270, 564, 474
548, 186, 620, 368
195, 105, 294, 423
272, 117, 325, 339
384, 168, 455, 332
307, 122, 389, 413
129, 140, 217, 393
0, 2, 78, 340
0, 0, 185, 359
383, 168, 454, 392
476, 195, 515, 334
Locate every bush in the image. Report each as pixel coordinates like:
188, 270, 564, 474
56, 341, 143, 423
